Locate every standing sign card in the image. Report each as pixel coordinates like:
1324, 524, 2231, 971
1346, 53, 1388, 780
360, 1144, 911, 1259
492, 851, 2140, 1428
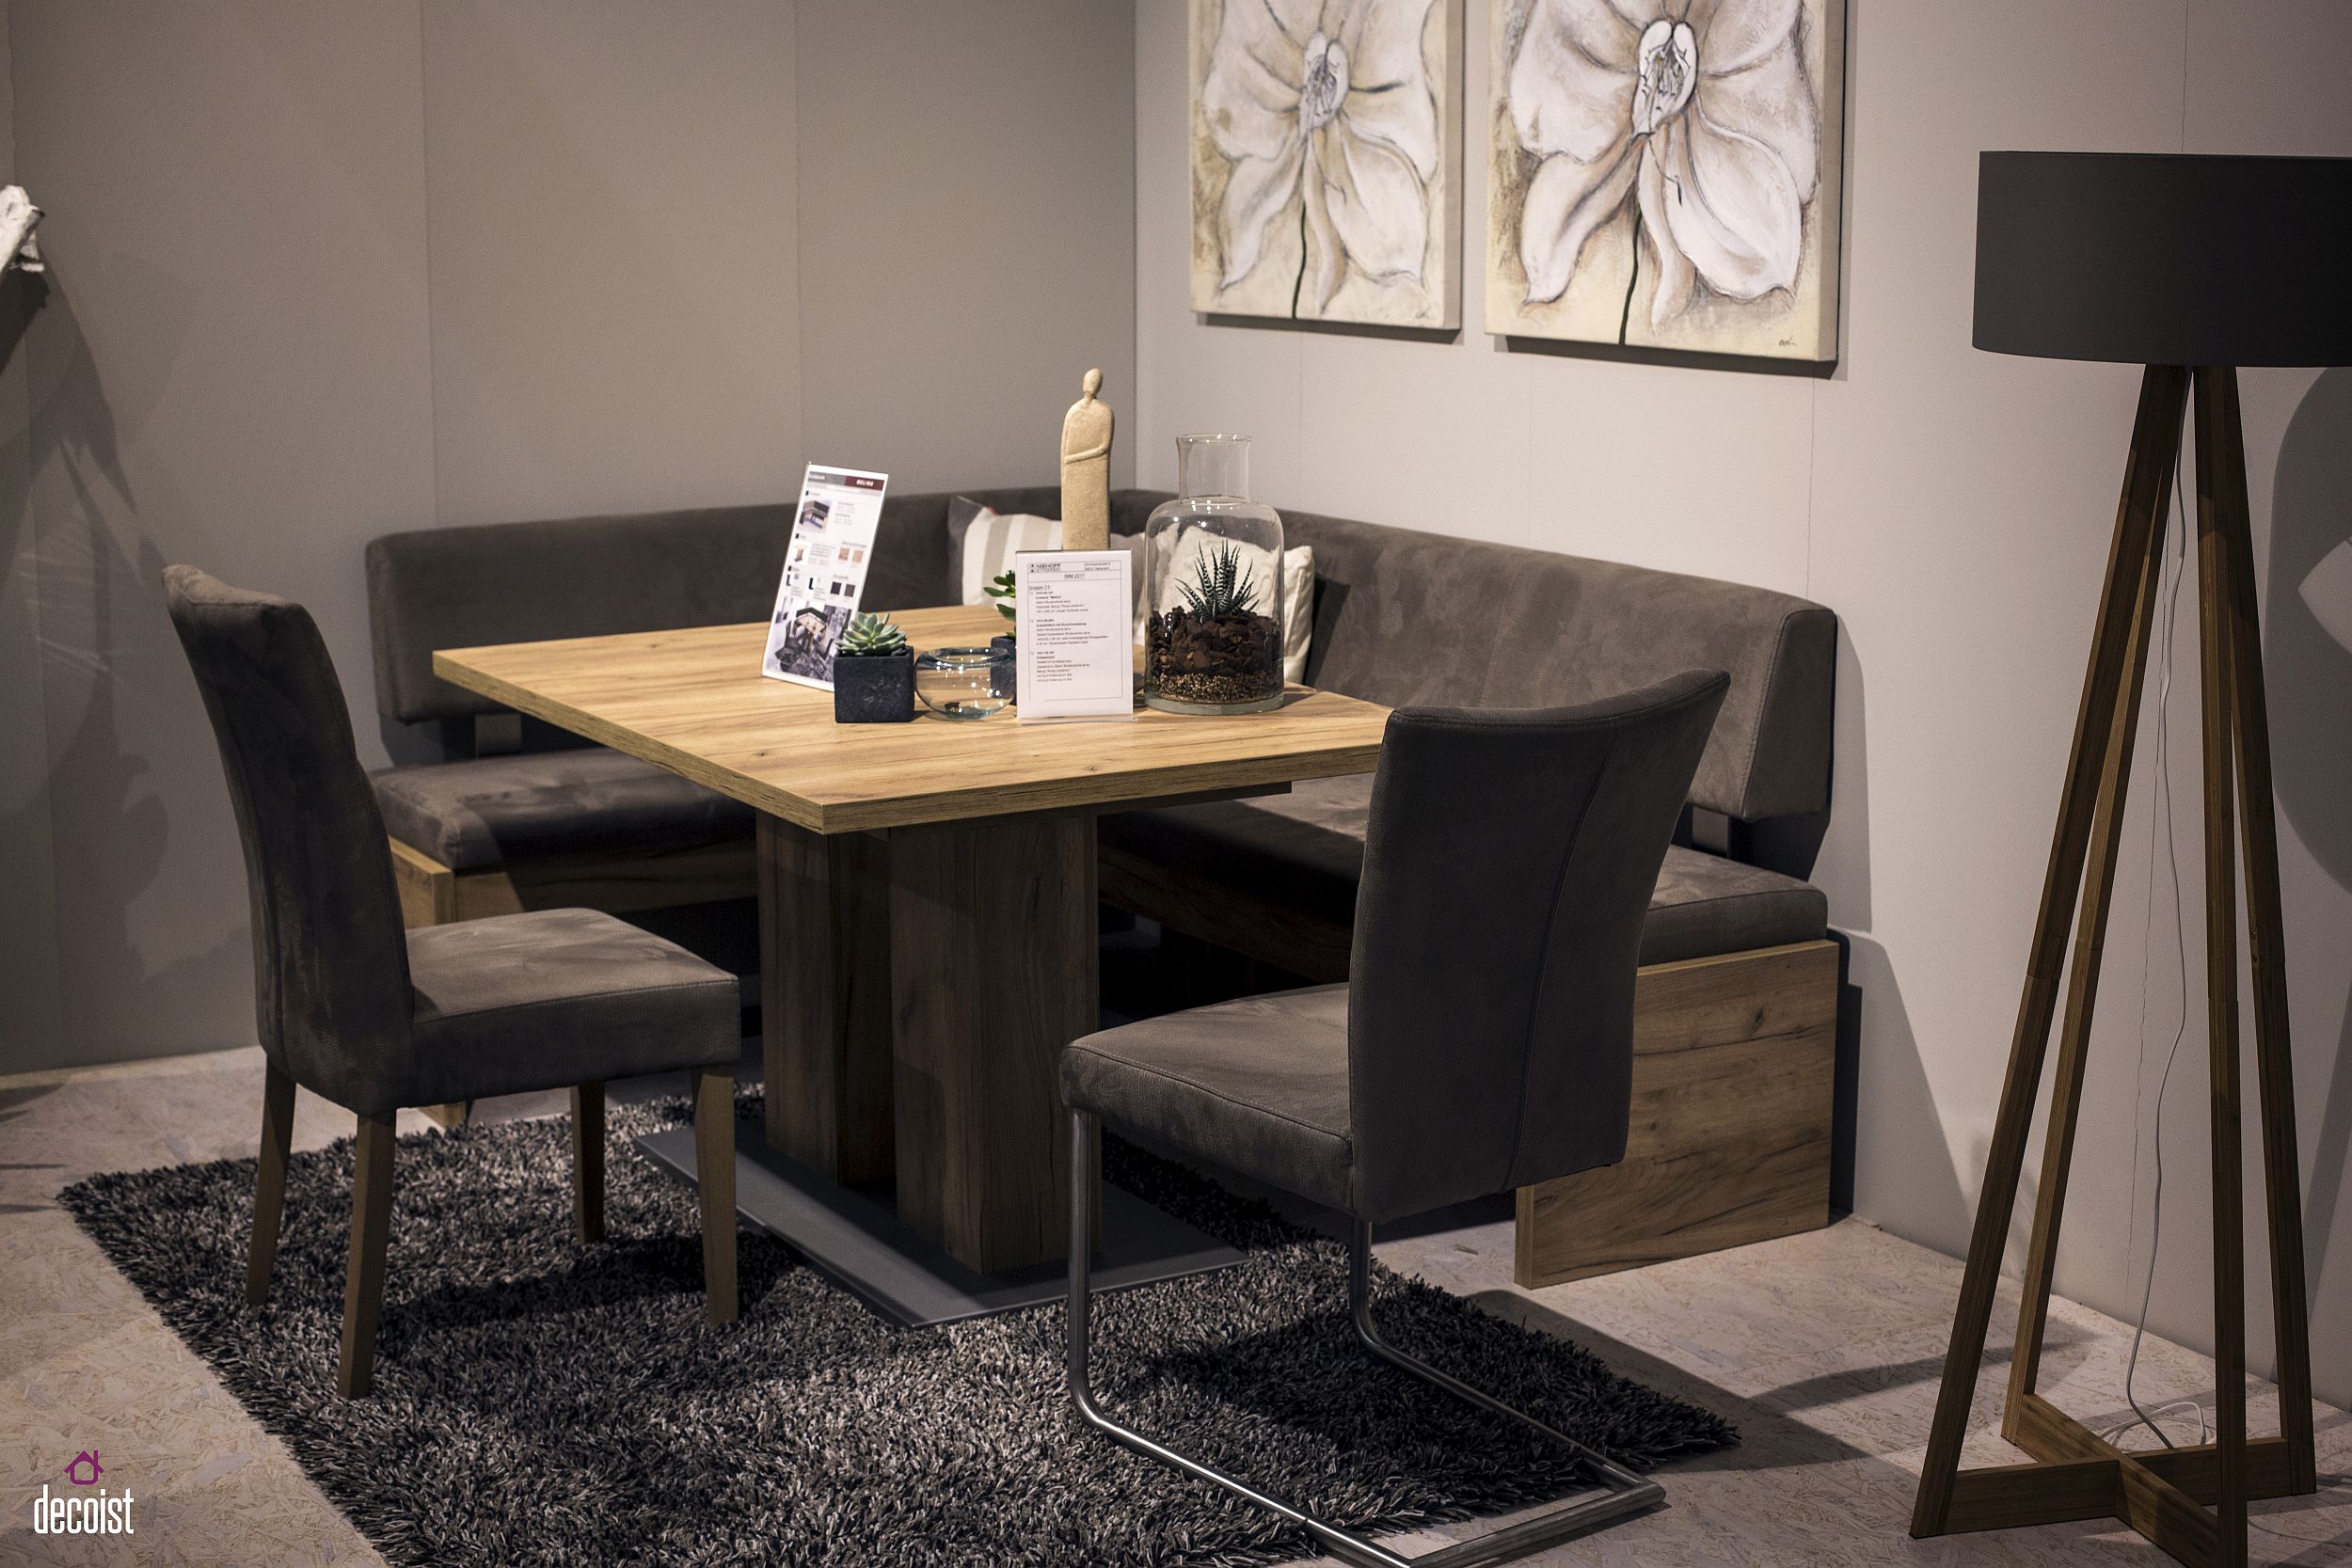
1014, 550, 1136, 722
763, 465, 890, 689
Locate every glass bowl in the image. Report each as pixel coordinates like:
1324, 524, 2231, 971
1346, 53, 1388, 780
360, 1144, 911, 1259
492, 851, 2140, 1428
914, 646, 1012, 720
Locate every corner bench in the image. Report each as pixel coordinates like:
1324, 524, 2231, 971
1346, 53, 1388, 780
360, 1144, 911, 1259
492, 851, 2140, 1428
360, 487, 1841, 1289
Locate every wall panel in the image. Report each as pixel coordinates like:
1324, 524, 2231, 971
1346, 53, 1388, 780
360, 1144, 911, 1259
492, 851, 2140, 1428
421, 0, 802, 526
0, 12, 63, 1064
796, 1, 1136, 494
8, 0, 438, 1064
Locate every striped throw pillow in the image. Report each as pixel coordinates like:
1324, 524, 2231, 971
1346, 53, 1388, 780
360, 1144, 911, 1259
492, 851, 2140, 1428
948, 498, 1063, 606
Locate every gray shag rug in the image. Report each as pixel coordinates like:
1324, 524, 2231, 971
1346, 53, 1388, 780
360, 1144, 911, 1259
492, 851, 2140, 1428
61, 1093, 1734, 1567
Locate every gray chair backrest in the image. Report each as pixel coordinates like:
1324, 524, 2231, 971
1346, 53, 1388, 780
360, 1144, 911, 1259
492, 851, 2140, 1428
1344, 670, 1729, 1223
165, 567, 414, 1111
1106, 490, 1833, 825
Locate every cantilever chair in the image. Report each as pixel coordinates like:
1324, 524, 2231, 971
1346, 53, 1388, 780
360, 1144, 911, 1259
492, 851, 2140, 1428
165, 566, 744, 1398
1062, 670, 1731, 1567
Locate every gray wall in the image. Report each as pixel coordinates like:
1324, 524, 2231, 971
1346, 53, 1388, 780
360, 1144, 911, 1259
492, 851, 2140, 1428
1136, 0, 2352, 1406
0, 15, 61, 1067
0, 0, 1135, 1072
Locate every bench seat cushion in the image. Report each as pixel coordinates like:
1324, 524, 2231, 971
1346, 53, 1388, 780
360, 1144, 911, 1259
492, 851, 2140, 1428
373, 748, 754, 872
1099, 776, 1826, 968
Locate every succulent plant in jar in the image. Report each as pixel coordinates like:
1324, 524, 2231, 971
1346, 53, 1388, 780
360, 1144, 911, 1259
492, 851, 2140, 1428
1142, 435, 1284, 715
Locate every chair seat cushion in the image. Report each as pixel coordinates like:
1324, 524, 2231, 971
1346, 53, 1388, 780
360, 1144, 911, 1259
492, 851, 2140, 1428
404, 908, 739, 1107
373, 747, 754, 871
1061, 985, 1355, 1212
1099, 777, 1826, 967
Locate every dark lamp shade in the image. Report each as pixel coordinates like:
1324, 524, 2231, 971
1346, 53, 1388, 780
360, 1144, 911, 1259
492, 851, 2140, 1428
1974, 151, 2352, 367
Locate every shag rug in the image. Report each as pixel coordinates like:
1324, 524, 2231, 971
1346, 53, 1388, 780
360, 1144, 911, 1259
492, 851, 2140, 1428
62, 1093, 1734, 1567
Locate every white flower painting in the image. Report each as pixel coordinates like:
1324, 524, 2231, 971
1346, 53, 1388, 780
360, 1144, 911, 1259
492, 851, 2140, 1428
1191, 0, 1462, 329
1487, 0, 1845, 360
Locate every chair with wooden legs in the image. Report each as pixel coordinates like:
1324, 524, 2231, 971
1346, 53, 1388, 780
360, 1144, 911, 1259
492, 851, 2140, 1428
167, 566, 744, 1398
1061, 672, 1729, 1566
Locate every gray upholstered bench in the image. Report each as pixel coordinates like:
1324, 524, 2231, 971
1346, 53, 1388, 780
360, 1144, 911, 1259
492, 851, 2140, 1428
1087, 491, 1843, 1287
362, 489, 1062, 1125
1100, 776, 1827, 974
364, 488, 1068, 921
364, 504, 808, 938
364, 486, 1840, 1280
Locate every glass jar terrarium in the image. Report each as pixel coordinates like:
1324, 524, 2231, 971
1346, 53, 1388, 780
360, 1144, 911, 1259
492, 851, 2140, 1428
1142, 435, 1284, 715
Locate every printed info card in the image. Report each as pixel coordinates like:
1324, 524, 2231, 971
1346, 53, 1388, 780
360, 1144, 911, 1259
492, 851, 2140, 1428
763, 464, 890, 690
1014, 550, 1136, 722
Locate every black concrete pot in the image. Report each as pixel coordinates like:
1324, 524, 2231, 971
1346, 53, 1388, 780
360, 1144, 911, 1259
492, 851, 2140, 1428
832, 649, 914, 722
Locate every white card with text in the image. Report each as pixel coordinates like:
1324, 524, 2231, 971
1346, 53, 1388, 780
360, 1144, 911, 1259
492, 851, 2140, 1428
762, 464, 890, 690
1014, 550, 1135, 722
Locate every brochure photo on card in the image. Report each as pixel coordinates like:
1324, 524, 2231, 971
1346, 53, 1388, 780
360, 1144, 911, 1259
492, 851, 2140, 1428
1015, 549, 1135, 722
764, 465, 890, 689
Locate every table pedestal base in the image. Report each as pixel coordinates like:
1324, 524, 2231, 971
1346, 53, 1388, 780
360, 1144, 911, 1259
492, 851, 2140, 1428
637, 1117, 1242, 1328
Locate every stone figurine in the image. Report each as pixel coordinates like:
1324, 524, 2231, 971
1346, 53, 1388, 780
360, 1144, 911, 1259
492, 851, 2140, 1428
1059, 368, 1113, 552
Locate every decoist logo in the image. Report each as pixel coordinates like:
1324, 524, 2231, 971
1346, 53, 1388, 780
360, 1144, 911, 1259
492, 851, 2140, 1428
33, 1450, 135, 1536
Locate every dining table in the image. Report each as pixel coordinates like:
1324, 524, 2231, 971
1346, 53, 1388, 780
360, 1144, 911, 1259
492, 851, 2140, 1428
434, 602, 1391, 1322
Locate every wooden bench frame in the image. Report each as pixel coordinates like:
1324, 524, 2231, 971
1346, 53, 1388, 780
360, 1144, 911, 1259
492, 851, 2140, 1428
389, 835, 757, 927
1098, 847, 1838, 1288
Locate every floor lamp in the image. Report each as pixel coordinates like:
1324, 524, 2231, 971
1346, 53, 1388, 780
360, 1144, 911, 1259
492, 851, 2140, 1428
1910, 152, 2349, 1568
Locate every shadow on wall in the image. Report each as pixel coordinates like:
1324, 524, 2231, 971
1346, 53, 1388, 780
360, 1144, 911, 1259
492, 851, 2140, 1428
1818, 629, 1872, 1213
2267, 366, 2352, 1287
1841, 930, 1968, 1252
12, 270, 250, 1069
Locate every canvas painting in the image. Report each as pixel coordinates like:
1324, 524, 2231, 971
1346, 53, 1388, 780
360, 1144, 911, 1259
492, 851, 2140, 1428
1486, 0, 1845, 360
1190, 0, 1462, 329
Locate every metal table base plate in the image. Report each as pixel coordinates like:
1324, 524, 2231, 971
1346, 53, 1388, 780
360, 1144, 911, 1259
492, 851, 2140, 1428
636, 1117, 1243, 1327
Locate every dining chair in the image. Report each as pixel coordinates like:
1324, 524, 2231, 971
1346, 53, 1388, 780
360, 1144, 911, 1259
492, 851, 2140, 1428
165, 566, 745, 1398
1061, 669, 1731, 1567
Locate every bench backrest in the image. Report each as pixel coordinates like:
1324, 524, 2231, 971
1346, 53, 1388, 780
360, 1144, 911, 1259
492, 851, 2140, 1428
364, 487, 1055, 724
1112, 490, 1834, 824
370, 485, 1833, 824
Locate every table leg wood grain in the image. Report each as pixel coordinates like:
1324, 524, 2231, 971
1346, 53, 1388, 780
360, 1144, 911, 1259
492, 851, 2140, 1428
758, 816, 896, 1185
888, 813, 1098, 1274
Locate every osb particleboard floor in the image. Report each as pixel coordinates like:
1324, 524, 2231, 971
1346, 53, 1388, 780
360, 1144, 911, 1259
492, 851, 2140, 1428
2, 1046, 2346, 1567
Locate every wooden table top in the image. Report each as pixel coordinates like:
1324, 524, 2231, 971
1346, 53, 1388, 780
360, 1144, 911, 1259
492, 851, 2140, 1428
433, 604, 1391, 833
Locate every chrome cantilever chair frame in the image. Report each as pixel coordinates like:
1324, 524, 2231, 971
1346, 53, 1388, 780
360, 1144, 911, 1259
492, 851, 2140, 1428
1065, 1110, 1666, 1568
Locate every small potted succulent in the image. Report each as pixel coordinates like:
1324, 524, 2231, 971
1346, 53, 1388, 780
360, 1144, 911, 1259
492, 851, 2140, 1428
831, 612, 915, 722
983, 569, 1019, 703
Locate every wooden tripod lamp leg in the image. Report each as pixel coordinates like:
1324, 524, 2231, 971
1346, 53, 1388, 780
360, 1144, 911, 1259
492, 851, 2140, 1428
2203, 368, 2319, 1496
2191, 364, 2249, 1567
1911, 363, 2188, 1537
2004, 435, 2174, 1431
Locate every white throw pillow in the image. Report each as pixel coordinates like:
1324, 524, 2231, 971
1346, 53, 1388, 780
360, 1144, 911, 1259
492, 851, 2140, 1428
1142, 532, 1315, 684
1277, 545, 1314, 684
949, 499, 1315, 685
951, 500, 1063, 606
